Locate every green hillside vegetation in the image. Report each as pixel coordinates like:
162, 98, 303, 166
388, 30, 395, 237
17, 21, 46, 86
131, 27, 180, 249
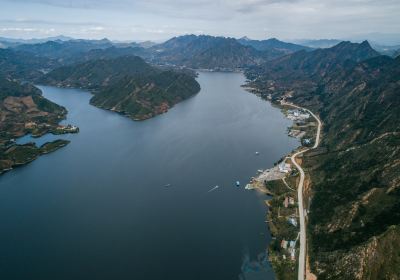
0, 77, 69, 173
245, 42, 400, 279
0, 78, 66, 139
40, 55, 201, 120
1, 140, 70, 173
237, 37, 311, 52
13, 39, 113, 62
150, 35, 284, 70
0, 48, 60, 80
2, 35, 312, 73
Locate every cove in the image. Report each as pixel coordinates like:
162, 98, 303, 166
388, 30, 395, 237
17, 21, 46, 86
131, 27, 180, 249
0, 72, 298, 280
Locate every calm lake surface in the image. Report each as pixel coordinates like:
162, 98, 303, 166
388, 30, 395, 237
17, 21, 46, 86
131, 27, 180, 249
0, 72, 298, 280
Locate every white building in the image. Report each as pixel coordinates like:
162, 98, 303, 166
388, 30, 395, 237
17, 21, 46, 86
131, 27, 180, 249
279, 162, 292, 173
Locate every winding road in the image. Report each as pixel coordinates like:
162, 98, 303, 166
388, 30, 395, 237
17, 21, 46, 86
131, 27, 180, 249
283, 102, 322, 280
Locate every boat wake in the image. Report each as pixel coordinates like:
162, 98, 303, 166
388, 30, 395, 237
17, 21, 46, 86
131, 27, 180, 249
207, 185, 220, 193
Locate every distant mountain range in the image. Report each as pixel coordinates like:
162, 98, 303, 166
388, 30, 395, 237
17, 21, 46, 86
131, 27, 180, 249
293, 38, 400, 57
3, 34, 398, 73
238, 36, 311, 52
292, 39, 343, 49
0, 48, 60, 80
0, 35, 74, 48
1, 35, 314, 70
0, 35, 74, 44
150, 35, 314, 69
150, 35, 267, 69
13, 38, 114, 61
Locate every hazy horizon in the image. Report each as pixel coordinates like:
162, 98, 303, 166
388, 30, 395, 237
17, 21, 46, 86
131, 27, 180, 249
1, 33, 400, 48
1, 0, 400, 45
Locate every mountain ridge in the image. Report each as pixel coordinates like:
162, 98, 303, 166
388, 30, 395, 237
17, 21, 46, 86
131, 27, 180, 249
150, 34, 267, 69
245, 41, 400, 279
237, 37, 311, 52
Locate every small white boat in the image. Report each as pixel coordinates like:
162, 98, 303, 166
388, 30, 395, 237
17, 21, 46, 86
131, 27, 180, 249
255, 151, 260, 155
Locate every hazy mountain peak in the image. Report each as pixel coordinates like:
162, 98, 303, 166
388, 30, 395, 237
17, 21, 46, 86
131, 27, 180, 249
240, 36, 251, 41
332, 40, 378, 57
237, 36, 310, 53
359, 40, 372, 48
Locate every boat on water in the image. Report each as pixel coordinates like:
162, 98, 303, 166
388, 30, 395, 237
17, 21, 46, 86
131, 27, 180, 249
257, 169, 263, 173
255, 151, 260, 155
245, 184, 255, 190
164, 184, 171, 188
236, 181, 240, 187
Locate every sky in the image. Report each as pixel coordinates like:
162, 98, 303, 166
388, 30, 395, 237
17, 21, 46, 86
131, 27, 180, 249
0, 0, 399, 43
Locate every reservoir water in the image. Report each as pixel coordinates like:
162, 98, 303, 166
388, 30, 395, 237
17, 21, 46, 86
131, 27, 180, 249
0, 72, 298, 280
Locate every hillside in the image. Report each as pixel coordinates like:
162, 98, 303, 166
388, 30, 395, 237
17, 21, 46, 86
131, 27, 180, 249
1, 42, 152, 80
245, 42, 400, 279
40, 55, 200, 120
246, 41, 380, 96
9, 38, 148, 66
299, 55, 400, 279
150, 35, 279, 70
0, 78, 69, 173
4, 35, 306, 72
13, 38, 114, 63
0, 78, 66, 139
249, 41, 380, 77
237, 37, 311, 53
0, 48, 60, 80
78, 46, 150, 62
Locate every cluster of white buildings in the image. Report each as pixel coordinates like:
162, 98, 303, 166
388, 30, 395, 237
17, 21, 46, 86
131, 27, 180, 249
287, 109, 310, 121
57, 124, 79, 133
281, 239, 297, 261
279, 161, 292, 173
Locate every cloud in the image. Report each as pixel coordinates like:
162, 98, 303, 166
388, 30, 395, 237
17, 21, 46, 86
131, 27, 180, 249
88, 26, 105, 31
0, 27, 56, 34
0, 0, 399, 42
0, 27, 37, 32
2, 0, 106, 9
226, 0, 299, 13
0, 18, 101, 26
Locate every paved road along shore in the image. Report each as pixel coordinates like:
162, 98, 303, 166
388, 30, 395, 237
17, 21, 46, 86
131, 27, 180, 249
283, 102, 322, 280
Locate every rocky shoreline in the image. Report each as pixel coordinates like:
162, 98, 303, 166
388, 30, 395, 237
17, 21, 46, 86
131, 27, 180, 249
0, 79, 80, 176
0, 139, 71, 175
